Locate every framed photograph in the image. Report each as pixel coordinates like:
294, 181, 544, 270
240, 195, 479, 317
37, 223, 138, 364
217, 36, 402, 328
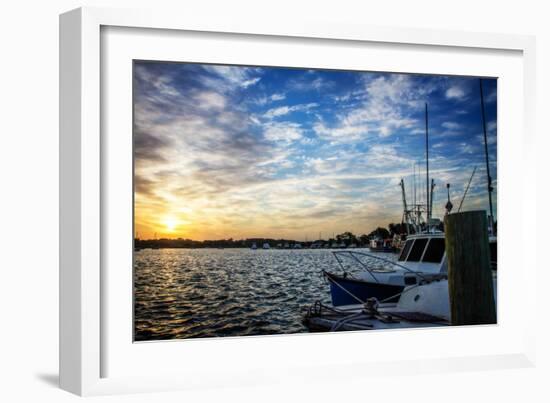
60, 7, 536, 396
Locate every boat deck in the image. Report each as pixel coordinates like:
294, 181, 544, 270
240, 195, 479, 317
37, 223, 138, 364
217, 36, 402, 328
303, 303, 449, 332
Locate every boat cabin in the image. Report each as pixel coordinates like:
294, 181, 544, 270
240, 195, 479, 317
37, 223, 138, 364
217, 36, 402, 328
397, 234, 447, 273
397, 233, 497, 272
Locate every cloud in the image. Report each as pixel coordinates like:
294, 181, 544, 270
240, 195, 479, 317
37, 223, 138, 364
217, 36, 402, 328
445, 86, 466, 99
201, 65, 263, 92
313, 121, 369, 142
263, 121, 303, 142
442, 121, 460, 130
194, 91, 226, 110
133, 129, 172, 163
241, 77, 261, 88
288, 74, 333, 92
313, 74, 423, 142
270, 93, 286, 101
133, 62, 497, 240
257, 93, 287, 105
263, 102, 318, 119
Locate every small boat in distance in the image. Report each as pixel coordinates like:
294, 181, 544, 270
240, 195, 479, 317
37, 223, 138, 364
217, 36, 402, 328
251, 242, 257, 250
368, 238, 396, 253
262, 242, 270, 249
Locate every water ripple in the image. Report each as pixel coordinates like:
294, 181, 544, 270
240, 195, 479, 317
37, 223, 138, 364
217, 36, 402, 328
134, 248, 392, 341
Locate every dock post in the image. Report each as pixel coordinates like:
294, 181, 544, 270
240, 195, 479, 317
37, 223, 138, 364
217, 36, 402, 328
444, 211, 496, 325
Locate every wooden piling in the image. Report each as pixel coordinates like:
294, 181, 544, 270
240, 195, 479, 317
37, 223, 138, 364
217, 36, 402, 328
444, 211, 496, 325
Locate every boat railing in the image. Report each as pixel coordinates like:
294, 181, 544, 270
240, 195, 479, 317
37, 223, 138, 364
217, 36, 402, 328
332, 250, 428, 284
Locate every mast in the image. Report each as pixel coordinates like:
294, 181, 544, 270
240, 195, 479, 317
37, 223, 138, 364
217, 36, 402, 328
413, 163, 416, 209
399, 178, 410, 234
425, 103, 430, 221
479, 79, 495, 235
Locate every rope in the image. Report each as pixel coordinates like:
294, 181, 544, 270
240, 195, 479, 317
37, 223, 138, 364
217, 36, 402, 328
330, 311, 371, 331
324, 272, 367, 305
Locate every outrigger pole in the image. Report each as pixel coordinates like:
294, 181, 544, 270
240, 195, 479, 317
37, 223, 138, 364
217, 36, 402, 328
425, 103, 430, 222
479, 79, 495, 235
430, 178, 435, 220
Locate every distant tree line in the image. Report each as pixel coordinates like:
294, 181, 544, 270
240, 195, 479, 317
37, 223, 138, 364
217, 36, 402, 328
135, 222, 425, 249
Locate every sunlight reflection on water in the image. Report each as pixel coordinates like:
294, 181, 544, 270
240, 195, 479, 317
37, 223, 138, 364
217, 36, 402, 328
134, 248, 395, 341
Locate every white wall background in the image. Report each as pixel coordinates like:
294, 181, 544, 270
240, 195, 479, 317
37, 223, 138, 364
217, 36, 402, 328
0, 0, 547, 401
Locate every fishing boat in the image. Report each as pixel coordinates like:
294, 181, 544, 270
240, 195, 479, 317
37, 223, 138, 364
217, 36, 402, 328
320, 87, 498, 314
325, 231, 447, 306
325, 227, 497, 307
368, 238, 397, 253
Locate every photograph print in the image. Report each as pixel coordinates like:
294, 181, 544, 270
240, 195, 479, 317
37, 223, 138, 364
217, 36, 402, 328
133, 61, 497, 341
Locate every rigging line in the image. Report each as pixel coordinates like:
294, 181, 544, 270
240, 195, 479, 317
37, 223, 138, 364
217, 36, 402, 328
332, 250, 428, 281
479, 79, 495, 235
325, 275, 367, 305
458, 166, 477, 212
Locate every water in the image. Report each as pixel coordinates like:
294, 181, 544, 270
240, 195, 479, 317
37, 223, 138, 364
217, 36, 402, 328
134, 248, 394, 341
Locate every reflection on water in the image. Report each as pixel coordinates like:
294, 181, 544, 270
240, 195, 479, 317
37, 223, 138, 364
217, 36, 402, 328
134, 248, 392, 341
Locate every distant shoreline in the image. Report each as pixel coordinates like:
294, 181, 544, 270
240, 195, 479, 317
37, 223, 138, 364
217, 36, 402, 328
134, 227, 408, 250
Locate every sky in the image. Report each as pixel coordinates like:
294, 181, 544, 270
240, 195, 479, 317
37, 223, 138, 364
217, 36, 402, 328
133, 61, 497, 241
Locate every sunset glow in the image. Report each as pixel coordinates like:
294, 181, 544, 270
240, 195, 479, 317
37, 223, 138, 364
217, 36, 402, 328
133, 62, 497, 241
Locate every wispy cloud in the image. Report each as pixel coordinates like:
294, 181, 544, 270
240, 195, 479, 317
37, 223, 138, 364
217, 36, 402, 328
264, 102, 318, 119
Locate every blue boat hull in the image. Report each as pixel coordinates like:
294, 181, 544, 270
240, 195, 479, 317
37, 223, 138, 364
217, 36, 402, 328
324, 272, 404, 306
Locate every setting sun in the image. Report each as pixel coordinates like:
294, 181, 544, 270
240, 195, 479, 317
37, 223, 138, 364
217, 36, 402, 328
163, 216, 178, 232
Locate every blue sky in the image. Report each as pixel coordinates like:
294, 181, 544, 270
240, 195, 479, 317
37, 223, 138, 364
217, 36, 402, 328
134, 61, 497, 241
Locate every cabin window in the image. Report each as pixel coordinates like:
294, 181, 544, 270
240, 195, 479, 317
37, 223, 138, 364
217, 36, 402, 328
406, 238, 428, 262
398, 240, 414, 261
422, 238, 445, 263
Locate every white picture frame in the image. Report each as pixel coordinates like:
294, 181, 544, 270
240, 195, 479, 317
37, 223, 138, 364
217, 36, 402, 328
60, 6, 537, 396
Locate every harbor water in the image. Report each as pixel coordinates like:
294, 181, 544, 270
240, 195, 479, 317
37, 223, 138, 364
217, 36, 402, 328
134, 248, 397, 341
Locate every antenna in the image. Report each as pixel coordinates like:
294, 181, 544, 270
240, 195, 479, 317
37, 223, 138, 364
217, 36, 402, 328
479, 79, 495, 235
